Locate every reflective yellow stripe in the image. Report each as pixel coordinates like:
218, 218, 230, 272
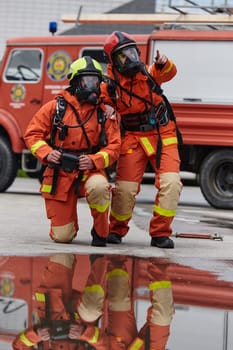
41, 184, 52, 193
19, 333, 35, 347
162, 136, 178, 146
31, 141, 47, 156
149, 280, 172, 291
140, 137, 155, 156
161, 60, 174, 75
89, 200, 110, 213
89, 327, 99, 344
106, 268, 128, 280
128, 337, 144, 350
110, 208, 132, 221
153, 205, 176, 217
96, 151, 109, 168
74, 312, 79, 320
84, 285, 105, 297
81, 174, 87, 181
35, 292, 45, 302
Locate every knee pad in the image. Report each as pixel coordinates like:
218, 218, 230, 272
112, 180, 138, 215
107, 271, 131, 311
85, 174, 110, 205
159, 172, 182, 209
50, 221, 76, 243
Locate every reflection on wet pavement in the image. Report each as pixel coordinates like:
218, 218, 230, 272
0, 254, 233, 350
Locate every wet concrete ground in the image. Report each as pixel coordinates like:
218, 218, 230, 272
1, 178, 233, 349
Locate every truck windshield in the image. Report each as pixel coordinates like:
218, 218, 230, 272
4, 49, 42, 83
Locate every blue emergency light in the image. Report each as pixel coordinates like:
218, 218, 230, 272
49, 21, 57, 35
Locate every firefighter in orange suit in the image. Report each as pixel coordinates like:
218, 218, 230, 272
103, 31, 183, 248
24, 56, 121, 247
12, 253, 111, 350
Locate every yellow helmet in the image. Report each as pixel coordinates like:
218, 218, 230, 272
67, 56, 103, 105
68, 56, 103, 81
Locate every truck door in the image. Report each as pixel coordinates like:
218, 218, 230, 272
42, 46, 107, 102
1, 48, 44, 136
42, 46, 73, 102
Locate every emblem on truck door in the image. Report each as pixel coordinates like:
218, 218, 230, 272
46, 50, 72, 81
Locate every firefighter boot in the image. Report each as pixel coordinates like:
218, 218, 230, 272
91, 227, 107, 247
151, 236, 174, 249
107, 232, 122, 244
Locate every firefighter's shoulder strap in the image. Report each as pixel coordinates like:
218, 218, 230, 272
145, 326, 150, 350
161, 94, 183, 146
142, 66, 183, 146
49, 98, 107, 195
97, 107, 107, 147
50, 96, 67, 147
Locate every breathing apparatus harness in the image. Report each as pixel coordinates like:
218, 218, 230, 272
48, 96, 107, 195
37, 292, 95, 350
107, 63, 182, 168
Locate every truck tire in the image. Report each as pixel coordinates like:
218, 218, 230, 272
0, 137, 18, 192
199, 149, 233, 209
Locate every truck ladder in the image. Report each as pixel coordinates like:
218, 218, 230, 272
61, 12, 233, 26
168, 0, 233, 15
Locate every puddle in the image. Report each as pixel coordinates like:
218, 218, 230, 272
0, 254, 232, 350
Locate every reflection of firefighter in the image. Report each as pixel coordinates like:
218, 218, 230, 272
81, 256, 174, 350
78, 254, 136, 349
12, 255, 174, 350
12, 254, 109, 350
105, 258, 174, 350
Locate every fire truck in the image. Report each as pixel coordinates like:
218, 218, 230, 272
1, 15, 233, 208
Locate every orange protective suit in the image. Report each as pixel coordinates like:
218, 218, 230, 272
12, 254, 110, 350
103, 58, 182, 242
24, 89, 121, 243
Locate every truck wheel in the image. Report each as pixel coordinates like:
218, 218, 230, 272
0, 137, 18, 192
199, 149, 233, 209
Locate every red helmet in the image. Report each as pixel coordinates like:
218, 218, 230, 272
104, 31, 136, 60
104, 31, 141, 76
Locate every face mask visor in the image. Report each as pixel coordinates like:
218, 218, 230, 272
113, 46, 141, 76
80, 75, 101, 90
116, 47, 140, 66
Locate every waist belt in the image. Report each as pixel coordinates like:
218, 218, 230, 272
121, 102, 169, 132
122, 110, 156, 132
124, 123, 156, 132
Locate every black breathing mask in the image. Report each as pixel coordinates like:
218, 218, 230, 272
113, 46, 142, 76
72, 75, 101, 105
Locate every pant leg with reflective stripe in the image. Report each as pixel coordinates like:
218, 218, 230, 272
35, 255, 75, 320
141, 260, 174, 350
44, 183, 78, 243
109, 145, 147, 237
149, 138, 182, 238
85, 174, 111, 237
77, 256, 108, 323
106, 257, 137, 348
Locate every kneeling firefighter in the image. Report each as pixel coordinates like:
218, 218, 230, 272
24, 56, 121, 246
